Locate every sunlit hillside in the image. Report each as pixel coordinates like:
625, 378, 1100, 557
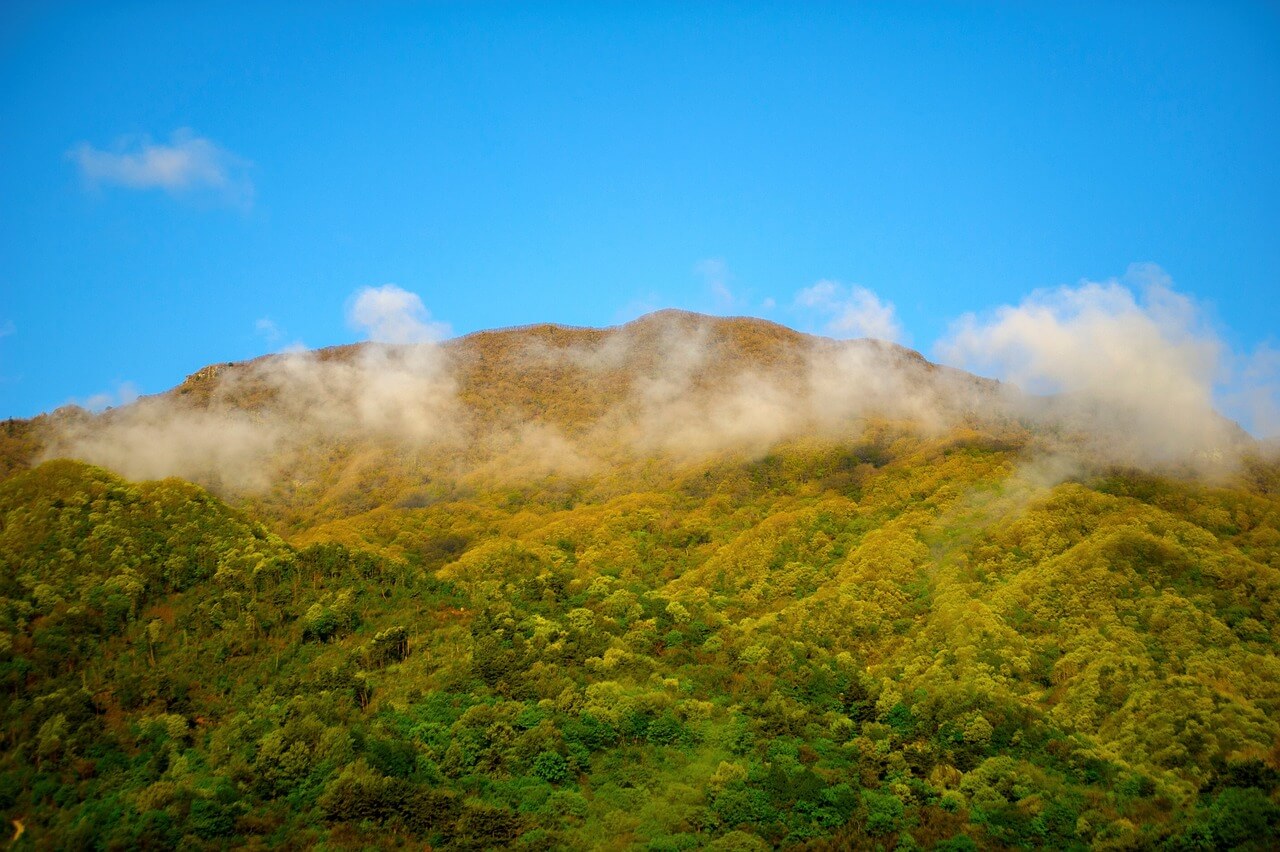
1, 313, 1277, 849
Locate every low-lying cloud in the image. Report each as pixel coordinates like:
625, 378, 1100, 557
80, 381, 141, 414
48, 339, 458, 490
45, 285, 456, 489
939, 266, 1217, 398
1222, 344, 1280, 442
935, 264, 1261, 465
508, 310, 987, 462
38, 268, 1278, 500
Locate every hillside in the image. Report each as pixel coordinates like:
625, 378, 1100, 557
1, 313, 1278, 849
15, 312, 1014, 528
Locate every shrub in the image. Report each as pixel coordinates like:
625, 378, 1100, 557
863, 789, 904, 835
532, 751, 569, 784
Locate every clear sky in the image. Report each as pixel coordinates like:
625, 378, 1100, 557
2, 2, 1278, 423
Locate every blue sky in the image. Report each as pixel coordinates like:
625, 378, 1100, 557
1, 2, 1278, 426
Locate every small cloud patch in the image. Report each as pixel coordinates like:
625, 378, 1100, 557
80, 381, 140, 413
796, 280, 903, 343
255, 318, 282, 344
347, 285, 451, 345
695, 258, 735, 308
69, 129, 253, 206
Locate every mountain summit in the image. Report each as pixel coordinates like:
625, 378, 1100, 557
3, 309, 1258, 529
20, 311, 1007, 516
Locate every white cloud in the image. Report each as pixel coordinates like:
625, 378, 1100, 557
937, 268, 1220, 399
614, 294, 662, 324
80, 381, 140, 413
695, 258, 734, 307
255, 318, 282, 343
795, 280, 838, 308
934, 264, 1262, 460
47, 293, 458, 490
1225, 343, 1280, 440
347, 284, 450, 344
0, 320, 14, 338
796, 280, 903, 342
69, 129, 252, 205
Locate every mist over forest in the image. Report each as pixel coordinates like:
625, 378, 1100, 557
39, 273, 1275, 499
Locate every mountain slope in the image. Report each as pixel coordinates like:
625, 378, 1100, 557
3, 443, 1279, 848
1, 313, 1278, 849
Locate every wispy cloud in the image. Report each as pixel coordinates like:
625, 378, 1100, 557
796, 280, 903, 342
49, 292, 458, 488
347, 284, 451, 344
69, 129, 253, 206
1224, 343, 1280, 439
0, 320, 14, 338
80, 381, 140, 413
255, 318, 282, 344
695, 258, 735, 307
614, 293, 663, 324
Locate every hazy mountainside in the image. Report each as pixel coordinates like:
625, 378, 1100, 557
15, 311, 1013, 528
1, 313, 1278, 849
3, 310, 1250, 527
167, 311, 952, 431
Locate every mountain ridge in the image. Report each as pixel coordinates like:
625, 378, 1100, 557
2, 308, 1264, 535
7, 311, 1009, 508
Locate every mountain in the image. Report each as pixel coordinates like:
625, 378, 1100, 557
1, 312, 1277, 849
11, 311, 1015, 526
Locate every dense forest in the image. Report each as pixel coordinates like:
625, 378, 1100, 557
1, 314, 1278, 849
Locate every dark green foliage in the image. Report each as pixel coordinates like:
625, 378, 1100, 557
456, 803, 523, 847
713, 786, 776, 827
645, 712, 686, 746
188, 797, 237, 839
562, 713, 617, 752
531, 750, 569, 783
366, 736, 417, 778
367, 625, 410, 667
1183, 787, 1280, 850
863, 789, 904, 835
